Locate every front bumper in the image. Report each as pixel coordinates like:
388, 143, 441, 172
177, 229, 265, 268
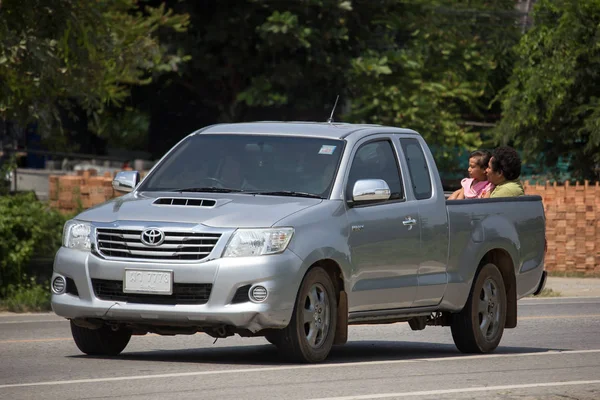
50, 247, 303, 333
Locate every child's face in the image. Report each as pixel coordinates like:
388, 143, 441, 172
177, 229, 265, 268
468, 157, 487, 181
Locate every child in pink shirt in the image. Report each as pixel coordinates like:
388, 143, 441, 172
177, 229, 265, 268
448, 150, 495, 200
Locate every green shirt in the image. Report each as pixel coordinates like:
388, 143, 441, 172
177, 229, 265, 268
490, 179, 524, 198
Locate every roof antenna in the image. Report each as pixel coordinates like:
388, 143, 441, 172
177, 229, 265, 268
327, 95, 340, 124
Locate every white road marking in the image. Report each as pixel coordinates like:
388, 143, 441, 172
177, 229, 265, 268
520, 300, 600, 306
0, 311, 57, 318
0, 313, 56, 318
520, 296, 600, 301
0, 319, 66, 325
0, 338, 71, 344
1, 349, 599, 390
306, 380, 600, 400
519, 314, 600, 320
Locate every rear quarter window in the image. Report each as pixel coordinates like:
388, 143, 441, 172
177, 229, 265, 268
400, 138, 432, 200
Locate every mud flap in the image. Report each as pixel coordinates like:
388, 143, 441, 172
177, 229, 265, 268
408, 316, 427, 331
333, 290, 348, 345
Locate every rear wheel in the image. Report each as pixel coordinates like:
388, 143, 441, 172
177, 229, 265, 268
273, 267, 337, 363
451, 263, 507, 353
70, 321, 132, 356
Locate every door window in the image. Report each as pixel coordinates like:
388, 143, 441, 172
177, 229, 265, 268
346, 140, 404, 202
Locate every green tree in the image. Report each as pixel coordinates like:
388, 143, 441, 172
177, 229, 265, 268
141, 0, 389, 156
0, 192, 68, 295
345, 0, 520, 173
142, 0, 520, 165
493, 0, 600, 181
0, 0, 189, 148
149, 1, 361, 122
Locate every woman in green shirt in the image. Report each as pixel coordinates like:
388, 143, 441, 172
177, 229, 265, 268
483, 146, 525, 198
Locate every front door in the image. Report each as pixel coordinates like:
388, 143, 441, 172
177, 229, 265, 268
345, 138, 420, 312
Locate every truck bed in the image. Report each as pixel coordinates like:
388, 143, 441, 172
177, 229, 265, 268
442, 195, 546, 309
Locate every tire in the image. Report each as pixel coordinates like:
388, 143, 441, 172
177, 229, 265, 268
70, 321, 132, 356
451, 263, 507, 354
273, 267, 337, 363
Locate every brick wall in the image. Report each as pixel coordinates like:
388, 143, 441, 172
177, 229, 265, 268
49, 169, 148, 214
47, 173, 599, 275
49, 171, 122, 214
524, 181, 600, 275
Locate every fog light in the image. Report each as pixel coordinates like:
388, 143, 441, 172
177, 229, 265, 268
52, 276, 66, 294
250, 285, 268, 302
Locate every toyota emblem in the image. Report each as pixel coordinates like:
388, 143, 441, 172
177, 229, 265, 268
140, 228, 165, 246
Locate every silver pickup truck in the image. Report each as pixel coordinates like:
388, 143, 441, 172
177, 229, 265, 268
51, 122, 547, 363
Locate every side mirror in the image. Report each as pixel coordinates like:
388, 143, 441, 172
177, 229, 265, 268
352, 179, 391, 203
112, 171, 140, 193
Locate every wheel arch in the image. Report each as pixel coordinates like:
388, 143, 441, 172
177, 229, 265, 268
305, 258, 348, 345
479, 249, 517, 329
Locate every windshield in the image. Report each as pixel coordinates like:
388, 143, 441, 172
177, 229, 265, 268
138, 134, 345, 198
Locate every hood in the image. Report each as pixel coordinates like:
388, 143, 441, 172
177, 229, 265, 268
76, 191, 322, 228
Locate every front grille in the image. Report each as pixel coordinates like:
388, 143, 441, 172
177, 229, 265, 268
95, 228, 221, 261
91, 279, 212, 305
231, 285, 251, 304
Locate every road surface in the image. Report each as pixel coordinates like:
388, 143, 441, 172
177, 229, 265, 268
1, 297, 599, 400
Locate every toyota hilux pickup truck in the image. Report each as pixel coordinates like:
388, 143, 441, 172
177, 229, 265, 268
51, 121, 547, 363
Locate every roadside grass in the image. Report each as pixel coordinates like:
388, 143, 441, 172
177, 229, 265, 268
528, 287, 561, 298
0, 278, 51, 312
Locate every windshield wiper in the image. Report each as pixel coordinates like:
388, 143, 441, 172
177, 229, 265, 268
252, 190, 324, 199
171, 187, 245, 193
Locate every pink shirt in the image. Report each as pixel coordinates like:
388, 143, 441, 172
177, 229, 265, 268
461, 178, 494, 199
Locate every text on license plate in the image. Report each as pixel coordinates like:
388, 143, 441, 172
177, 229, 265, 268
124, 269, 173, 295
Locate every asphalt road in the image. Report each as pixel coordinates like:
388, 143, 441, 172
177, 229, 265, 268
1, 297, 599, 400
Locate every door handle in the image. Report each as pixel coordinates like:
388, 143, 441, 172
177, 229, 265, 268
403, 217, 417, 230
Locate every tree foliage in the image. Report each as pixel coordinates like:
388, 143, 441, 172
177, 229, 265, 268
493, 0, 600, 181
140, 0, 382, 155
0, 192, 69, 294
0, 0, 189, 141
2, 0, 525, 174
141, 0, 519, 171
345, 0, 519, 172
149, 0, 362, 123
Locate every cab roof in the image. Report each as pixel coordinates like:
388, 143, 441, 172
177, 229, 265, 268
195, 121, 419, 140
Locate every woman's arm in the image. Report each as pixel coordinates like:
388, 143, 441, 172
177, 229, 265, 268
448, 188, 463, 200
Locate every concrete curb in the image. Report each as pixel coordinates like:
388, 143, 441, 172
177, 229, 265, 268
545, 277, 600, 298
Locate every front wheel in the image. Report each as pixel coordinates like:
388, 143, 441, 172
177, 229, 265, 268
70, 321, 132, 356
451, 263, 507, 353
273, 267, 337, 363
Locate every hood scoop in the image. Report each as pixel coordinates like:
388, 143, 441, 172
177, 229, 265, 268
153, 197, 217, 207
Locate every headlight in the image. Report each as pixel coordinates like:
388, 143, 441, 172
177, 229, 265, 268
223, 228, 294, 257
62, 220, 92, 251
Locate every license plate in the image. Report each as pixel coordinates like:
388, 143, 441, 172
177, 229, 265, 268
123, 269, 173, 295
